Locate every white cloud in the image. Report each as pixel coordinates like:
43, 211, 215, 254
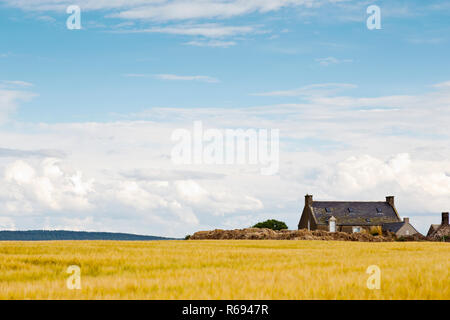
184, 40, 237, 47
110, 0, 320, 21
313, 153, 450, 215
124, 73, 219, 82
1, 80, 34, 87
0, 217, 16, 230
122, 168, 225, 181
253, 83, 357, 97
155, 74, 219, 83
118, 23, 256, 38
315, 56, 352, 66
2, 0, 348, 44
2, 158, 94, 213
0, 88, 36, 123
432, 81, 450, 89
1, 80, 450, 236
1, 0, 335, 24
2, 0, 162, 11
321, 154, 450, 196
36, 15, 56, 22
0, 147, 66, 158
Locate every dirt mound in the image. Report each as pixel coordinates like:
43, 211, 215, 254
190, 228, 394, 242
397, 233, 428, 242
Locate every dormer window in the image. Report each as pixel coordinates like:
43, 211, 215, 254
376, 208, 382, 214
325, 207, 331, 213
348, 208, 354, 213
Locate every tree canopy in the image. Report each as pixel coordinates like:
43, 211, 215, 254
252, 219, 288, 231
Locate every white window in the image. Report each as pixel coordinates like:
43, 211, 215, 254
307, 219, 310, 230
352, 226, 361, 233
406, 230, 410, 235
329, 220, 336, 232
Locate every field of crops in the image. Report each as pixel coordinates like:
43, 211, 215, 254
0, 240, 448, 299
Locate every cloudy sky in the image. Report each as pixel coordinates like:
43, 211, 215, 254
0, 0, 449, 237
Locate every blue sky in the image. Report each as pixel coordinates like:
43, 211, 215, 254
2, 0, 449, 122
0, 0, 449, 236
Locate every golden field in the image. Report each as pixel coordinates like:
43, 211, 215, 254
0, 240, 448, 299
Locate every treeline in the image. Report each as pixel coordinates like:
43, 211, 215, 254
0, 230, 177, 241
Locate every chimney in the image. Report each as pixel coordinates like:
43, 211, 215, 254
305, 194, 313, 206
442, 212, 449, 226
386, 196, 395, 207
403, 217, 409, 224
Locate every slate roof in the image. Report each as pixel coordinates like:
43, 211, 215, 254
311, 201, 400, 226
382, 222, 405, 233
429, 224, 440, 231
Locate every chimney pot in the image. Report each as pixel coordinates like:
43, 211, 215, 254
403, 217, 409, 224
305, 194, 313, 206
386, 196, 395, 207
442, 212, 449, 225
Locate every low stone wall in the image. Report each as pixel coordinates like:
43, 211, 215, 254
190, 228, 394, 242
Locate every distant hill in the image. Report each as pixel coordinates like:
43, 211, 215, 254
0, 230, 178, 241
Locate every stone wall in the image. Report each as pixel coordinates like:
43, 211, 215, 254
190, 228, 394, 242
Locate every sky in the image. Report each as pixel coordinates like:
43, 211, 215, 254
0, 0, 449, 237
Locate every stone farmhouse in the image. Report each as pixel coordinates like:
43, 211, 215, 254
298, 194, 419, 236
427, 212, 449, 240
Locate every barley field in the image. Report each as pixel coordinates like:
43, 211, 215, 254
0, 240, 448, 299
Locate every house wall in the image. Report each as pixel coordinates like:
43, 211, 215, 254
339, 226, 352, 233
338, 225, 383, 234
309, 225, 379, 233
427, 225, 439, 237
338, 226, 367, 233
298, 206, 317, 230
396, 224, 419, 237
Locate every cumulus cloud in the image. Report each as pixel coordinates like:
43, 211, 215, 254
1, 158, 94, 213
315, 154, 450, 205
0, 154, 265, 235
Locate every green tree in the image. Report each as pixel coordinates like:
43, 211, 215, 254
252, 219, 288, 231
